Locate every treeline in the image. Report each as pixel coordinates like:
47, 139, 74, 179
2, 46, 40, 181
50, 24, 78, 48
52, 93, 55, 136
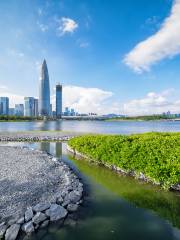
0, 115, 43, 121
108, 115, 178, 121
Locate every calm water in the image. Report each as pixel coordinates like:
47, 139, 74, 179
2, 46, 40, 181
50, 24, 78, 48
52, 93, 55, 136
0, 120, 180, 134
3, 142, 180, 240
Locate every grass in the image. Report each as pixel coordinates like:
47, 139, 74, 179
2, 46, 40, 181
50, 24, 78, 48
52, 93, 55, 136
68, 132, 180, 189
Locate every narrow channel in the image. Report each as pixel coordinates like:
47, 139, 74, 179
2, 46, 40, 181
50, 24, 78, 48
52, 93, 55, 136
3, 141, 180, 240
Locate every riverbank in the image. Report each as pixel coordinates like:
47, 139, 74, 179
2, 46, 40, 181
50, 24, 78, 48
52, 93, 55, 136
0, 131, 84, 142
68, 133, 180, 191
0, 146, 83, 240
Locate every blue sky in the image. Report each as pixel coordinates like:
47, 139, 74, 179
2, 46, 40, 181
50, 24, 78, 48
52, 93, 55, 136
0, 0, 180, 115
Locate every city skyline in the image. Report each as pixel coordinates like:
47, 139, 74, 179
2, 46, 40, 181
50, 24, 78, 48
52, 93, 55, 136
0, 0, 180, 115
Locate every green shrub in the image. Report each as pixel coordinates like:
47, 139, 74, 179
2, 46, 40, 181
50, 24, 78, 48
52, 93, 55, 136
68, 133, 180, 189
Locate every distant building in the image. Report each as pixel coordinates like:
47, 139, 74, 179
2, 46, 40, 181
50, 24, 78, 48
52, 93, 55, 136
64, 107, 70, 116
0, 97, 9, 115
70, 108, 75, 116
24, 97, 35, 117
39, 59, 50, 116
50, 104, 53, 117
15, 104, 24, 116
34, 99, 38, 117
9, 108, 15, 116
56, 83, 62, 118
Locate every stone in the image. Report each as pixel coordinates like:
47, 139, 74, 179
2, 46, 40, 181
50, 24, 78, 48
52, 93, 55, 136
64, 190, 82, 204
67, 204, 78, 212
40, 220, 49, 228
32, 212, 47, 225
33, 203, 50, 212
25, 208, 33, 222
45, 204, 68, 222
17, 217, 24, 224
56, 196, 63, 205
0, 222, 7, 239
21, 221, 34, 234
5, 224, 20, 240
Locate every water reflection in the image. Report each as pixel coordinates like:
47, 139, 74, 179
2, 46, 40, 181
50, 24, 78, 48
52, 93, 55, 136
39, 142, 50, 153
1, 120, 180, 134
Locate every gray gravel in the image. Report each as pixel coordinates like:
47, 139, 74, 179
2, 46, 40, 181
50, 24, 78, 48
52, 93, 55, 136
0, 146, 70, 220
0, 131, 84, 142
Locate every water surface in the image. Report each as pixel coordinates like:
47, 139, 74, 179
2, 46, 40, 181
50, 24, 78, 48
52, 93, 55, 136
0, 120, 180, 134
2, 141, 179, 240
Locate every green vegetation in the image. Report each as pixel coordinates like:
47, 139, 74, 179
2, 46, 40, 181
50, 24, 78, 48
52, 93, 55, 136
68, 132, 180, 189
0, 115, 44, 121
107, 114, 179, 121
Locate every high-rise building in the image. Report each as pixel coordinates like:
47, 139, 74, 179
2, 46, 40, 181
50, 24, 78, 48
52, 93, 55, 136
39, 59, 50, 116
34, 99, 38, 117
9, 108, 15, 116
0, 97, 9, 115
24, 97, 35, 117
56, 83, 62, 118
15, 104, 24, 116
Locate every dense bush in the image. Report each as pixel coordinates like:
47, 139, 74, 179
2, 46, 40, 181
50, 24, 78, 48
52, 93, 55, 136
68, 132, 180, 189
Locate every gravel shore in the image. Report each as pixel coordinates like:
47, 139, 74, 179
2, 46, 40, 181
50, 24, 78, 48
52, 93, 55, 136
0, 146, 83, 239
0, 131, 82, 142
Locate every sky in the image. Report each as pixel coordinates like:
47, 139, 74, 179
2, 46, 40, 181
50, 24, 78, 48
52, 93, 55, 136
0, 0, 180, 115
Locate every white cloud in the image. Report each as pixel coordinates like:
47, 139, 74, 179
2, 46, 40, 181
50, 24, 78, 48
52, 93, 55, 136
124, 0, 180, 73
51, 85, 113, 114
0, 90, 24, 107
123, 89, 180, 115
79, 42, 89, 48
0, 85, 114, 114
57, 17, 78, 36
37, 21, 48, 32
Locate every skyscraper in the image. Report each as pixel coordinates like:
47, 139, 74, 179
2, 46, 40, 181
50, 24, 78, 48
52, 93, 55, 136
0, 97, 9, 115
39, 59, 50, 116
24, 97, 35, 117
34, 99, 38, 117
15, 104, 24, 116
56, 83, 62, 118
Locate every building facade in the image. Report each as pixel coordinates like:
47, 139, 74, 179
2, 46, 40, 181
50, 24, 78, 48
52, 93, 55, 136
56, 83, 62, 118
34, 99, 38, 117
0, 97, 9, 115
15, 104, 24, 116
39, 59, 50, 116
24, 97, 35, 117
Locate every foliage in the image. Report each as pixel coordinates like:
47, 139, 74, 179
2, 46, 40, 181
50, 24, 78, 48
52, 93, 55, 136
107, 115, 177, 121
0, 115, 43, 121
68, 132, 180, 189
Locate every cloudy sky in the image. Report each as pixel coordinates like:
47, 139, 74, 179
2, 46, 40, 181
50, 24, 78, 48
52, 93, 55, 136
0, 0, 180, 115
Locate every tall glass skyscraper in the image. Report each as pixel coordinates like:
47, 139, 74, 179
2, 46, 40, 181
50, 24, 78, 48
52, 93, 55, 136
24, 97, 35, 117
56, 83, 62, 118
0, 97, 9, 115
39, 59, 50, 116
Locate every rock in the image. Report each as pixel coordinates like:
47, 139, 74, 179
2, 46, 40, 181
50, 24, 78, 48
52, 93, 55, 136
56, 196, 63, 205
45, 204, 68, 222
67, 204, 78, 212
32, 212, 47, 225
17, 217, 24, 224
5, 224, 20, 240
21, 221, 34, 234
33, 203, 50, 212
25, 208, 33, 222
64, 190, 82, 204
62, 200, 70, 207
171, 183, 180, 191
0, 222, 7, 239
40, 220, 49, 228
138, 172, 146, 181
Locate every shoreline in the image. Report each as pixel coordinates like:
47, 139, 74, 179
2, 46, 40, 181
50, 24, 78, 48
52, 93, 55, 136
0, 146, 84, 240
67, 145, 180, 192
